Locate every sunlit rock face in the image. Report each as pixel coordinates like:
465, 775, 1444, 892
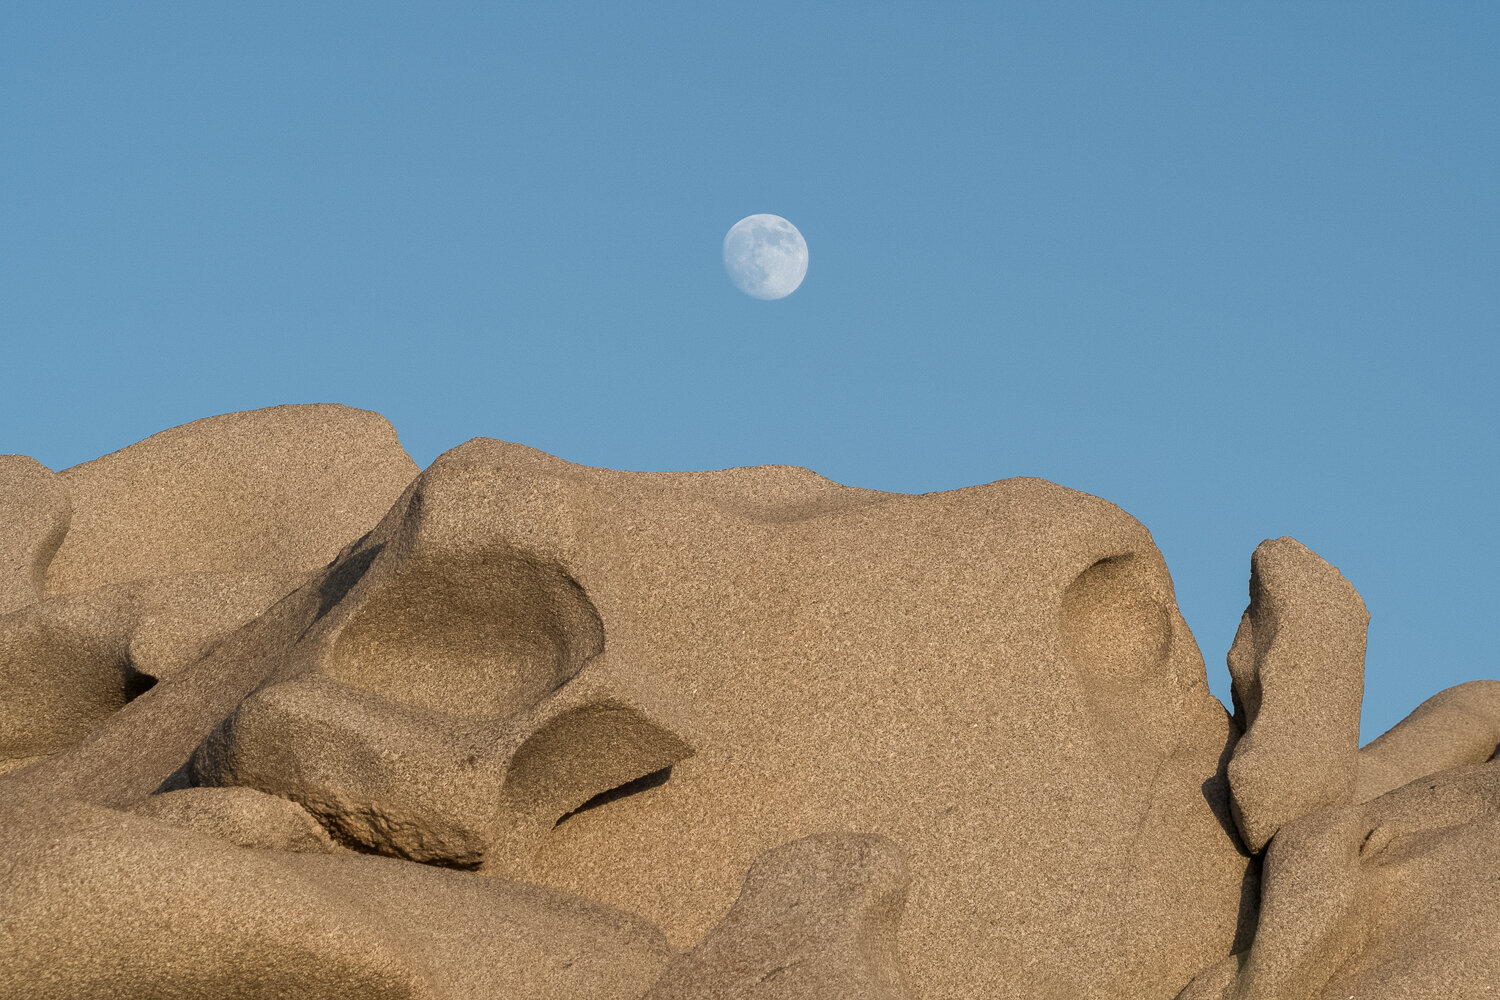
1, 406, 1495, 1000
424, 442, 1251, 998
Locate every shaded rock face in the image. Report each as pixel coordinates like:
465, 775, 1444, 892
0, 405, 419, 774
643, 832, 913, 1000
126, 785, 339, 854
1178, 755, 1500, 1000
0, 796, 674, 1000
0, 407, 1495, 999
0, 570, 298, 772
183, 455, 693, 869
0, 455, 70, 616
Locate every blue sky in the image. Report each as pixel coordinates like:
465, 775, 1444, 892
3, 4, 1496, 741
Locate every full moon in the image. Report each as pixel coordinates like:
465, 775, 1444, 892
723, 214, 808, 300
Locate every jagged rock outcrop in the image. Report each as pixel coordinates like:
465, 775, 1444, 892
1178, 552, 1499, 1000
1224, 537, 1368, 852
1, 408, 1494, 999
1178, 755, 1500, 999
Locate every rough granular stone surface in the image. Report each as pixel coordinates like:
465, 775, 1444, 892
1224, 537, 1368, 852
1, 407, 1496, 999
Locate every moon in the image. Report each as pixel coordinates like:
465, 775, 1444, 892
723, 214, 808, 300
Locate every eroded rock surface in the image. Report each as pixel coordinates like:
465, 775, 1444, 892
1, 405, 417, 775
0, 795, 672, 1000
44, 404, 418, 594
185, 446, 695, 868
0, 408, 1494, 999
1178, 757, 1500, 1000
128, 786, 338, 854
0, 566, 305, 773
644, 833, 913, 1000
1355, 680, 1500, 802
0, 455, 69, 615
397, 445, 1249, 1000
1225, 537, 1368, 852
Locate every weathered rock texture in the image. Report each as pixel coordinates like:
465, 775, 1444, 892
0, 455, 69, 615
643, 833, 912, 1000
0, 407, 1494, 999
1178, 754, 1500, 1000
44, 404, 418, 594
1224, 537, 1368, 852
126, 785, 339, 854
0, 405, 414, 777
1355, 680, 1500, 802
0, 795, 672, 1000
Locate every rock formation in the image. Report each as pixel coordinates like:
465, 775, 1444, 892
0, 405, 1495, 998
0, 455, 69, 615
1223, 537, 1368, 852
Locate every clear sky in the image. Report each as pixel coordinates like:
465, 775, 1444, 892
3, 4, 1496, 741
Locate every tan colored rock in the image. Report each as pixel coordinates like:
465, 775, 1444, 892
189, 671, 690, 866
0, 572, 319, 805
124, 569, 304, 680
0, 570, 299, 773
0, 428, 1251, 999
644, 833, 912, 1000
1322, 760, 1500, 996
0, 590, 149, 770
128, 786, 337, 853
9, 406, 1500, 996
0, 795, 672, 1000
2, 403, 410, 777
1225, 537, 1368, 852
1177, 757, 1500, 999
185, 452, 695, 866
444, 444, 1249, 999
1356, 680, 1500, 802
0, 455, 70, 615
193, 437, 1243, 998
44, 404, 417, 594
